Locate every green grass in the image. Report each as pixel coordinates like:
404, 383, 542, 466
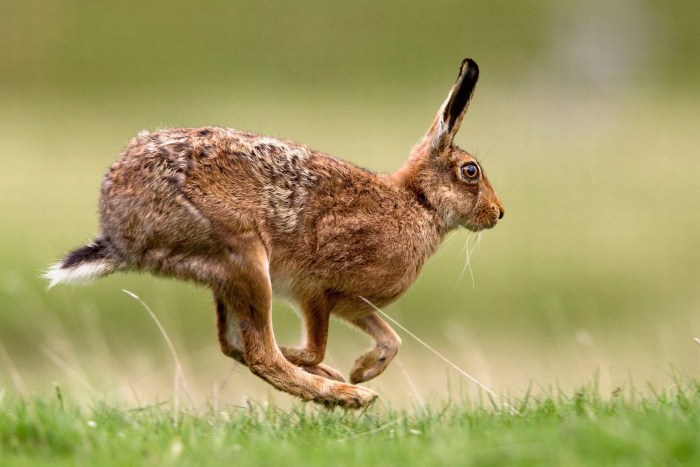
2, 381, 700, 466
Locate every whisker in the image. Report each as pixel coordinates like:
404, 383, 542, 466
453, 231, 479, 293
449, 234, 472, 297
465, 232, 481, 290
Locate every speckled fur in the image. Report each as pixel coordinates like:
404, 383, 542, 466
47, 59, 503, 408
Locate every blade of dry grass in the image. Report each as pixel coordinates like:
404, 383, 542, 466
122, 289, 191, 413
359, 296, 519, 414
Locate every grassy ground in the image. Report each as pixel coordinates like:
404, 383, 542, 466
2, 380, 700, 466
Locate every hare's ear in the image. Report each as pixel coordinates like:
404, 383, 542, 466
430, 59, 479, 153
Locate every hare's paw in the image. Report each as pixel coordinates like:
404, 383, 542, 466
321, 383, 377, 409
302, 363, 345, 382
349, 345, 398, 384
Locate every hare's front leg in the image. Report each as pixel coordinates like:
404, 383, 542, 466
279, 295, 345, 382
215, 243, 376, 408
346, 313, 401, 384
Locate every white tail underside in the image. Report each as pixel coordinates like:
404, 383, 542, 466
43, 260, 113, 288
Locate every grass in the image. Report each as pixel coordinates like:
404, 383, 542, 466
2, 380, 700, 466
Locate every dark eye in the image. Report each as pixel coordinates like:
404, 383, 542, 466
461, 163, 479, 180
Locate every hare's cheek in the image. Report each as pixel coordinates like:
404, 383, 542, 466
465, 200, 492, 229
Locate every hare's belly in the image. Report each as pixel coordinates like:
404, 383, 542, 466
270, 250, 423, 308
268, 211, 440, 308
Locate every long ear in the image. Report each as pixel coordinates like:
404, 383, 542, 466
430, 58, 479, 153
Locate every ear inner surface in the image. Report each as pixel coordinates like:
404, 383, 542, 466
445, 59, 479, 135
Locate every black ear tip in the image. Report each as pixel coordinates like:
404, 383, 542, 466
461, 58, 479, 76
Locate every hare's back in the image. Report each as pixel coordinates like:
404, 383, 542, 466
99, 127, 328, 261
99, 128, 243, 263
177, 127, 323, 237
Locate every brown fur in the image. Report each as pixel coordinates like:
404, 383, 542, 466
48, 59, 503, 408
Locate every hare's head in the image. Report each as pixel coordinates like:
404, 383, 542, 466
409, 59, 503, 232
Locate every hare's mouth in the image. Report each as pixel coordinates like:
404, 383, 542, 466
465, 215, 499, 232
466, 223, 495, 233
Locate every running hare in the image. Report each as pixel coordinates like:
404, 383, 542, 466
46, 59, 503, 408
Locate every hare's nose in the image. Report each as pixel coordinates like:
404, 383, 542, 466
492, 203, 504, 219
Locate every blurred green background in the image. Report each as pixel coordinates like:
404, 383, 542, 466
1, 0, 699, 407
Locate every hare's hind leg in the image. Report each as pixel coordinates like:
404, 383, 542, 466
279, 294, 345, 382
346, 313, 402, 384
217, 241, 376, 408
216, 294, 344, 382
215, 297, 246, 364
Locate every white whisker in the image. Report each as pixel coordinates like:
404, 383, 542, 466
452, 232, 480, 294
465, 232, 480, 290
448, 236, 469, 298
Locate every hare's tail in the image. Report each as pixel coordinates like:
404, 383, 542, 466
43, 237, 121, 288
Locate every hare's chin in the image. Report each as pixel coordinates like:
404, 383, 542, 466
464, 223, 486, 232
465, 219, 498, 232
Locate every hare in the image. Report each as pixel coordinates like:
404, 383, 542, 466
45, 58, 503, 409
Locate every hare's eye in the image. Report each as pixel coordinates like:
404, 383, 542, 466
461, 163, 479, 180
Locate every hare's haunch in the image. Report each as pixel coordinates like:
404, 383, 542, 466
45, 59, 503, 409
